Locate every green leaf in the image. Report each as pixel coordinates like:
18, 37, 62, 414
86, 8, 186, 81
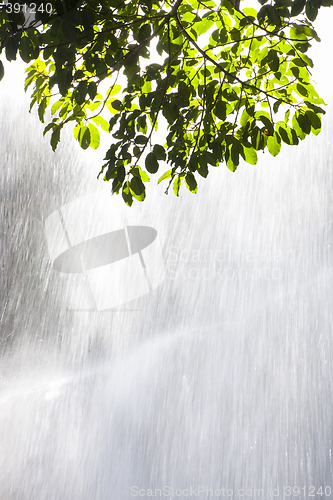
135, 135, 147, 145
291, 0, 306, 15
122, 182, 133, 206
158, 170, 173, 184
88, 123, 100, 149
107, 84, 122, 97
256, 113, 274, 135
267, 133, 281, 156
137, 114, 147, 133
240, 109, 251, 127
130, 176, 145, 195
153, 144, 166, 161
61, 18, 80, 41
19, 37, 35, 63
5, 36, 19, 61
75, 80, 88, 105
92, 115, 110, 132
226, 151, 237, 172
290, 27, 307, 41
298, 54, 313, 68
267, 50, 279, 72
267, 5, 282, 26
251, 127, 265, 150
277, 122, 299, 145
0, 61, 5, 81
230, 142, 242, 167
304, 101, 326, 115
188, 156, 198, 172
197, 157, 209, 178
131, 190, 146, 202
116, 164, 126, 184
51, 127, 61, 151
57, 69, 72, 96
214, 101, 227, 120
88, 81, 98, 100
273, 100, 283, 114
137, 23, 151, 42
292, 114, 307, 140
173, 176, 182, 197
38, 98, 48, 123
291, 58, 308, 67
51, 101, 62, 116
185, 172, 198, 193
145, 152, 159, 173
132, 166, 150, 182
295, 111, 312, 135
305, 0, 319, 20
78, 126, 91, 150
44, 122, 56, 136
109, 99, 123, 111
243, 146, 258, 165
306, 109, 321, 131
258, 5, 281, 26
112, 177, 122, 193
222, 89, 238, 102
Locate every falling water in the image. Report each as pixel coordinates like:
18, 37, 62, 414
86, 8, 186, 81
1, 12, 333, 500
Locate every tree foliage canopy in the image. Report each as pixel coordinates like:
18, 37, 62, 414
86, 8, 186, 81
0, 0, 330, 204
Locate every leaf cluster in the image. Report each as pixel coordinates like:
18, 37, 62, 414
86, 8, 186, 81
0, 0, 328, 205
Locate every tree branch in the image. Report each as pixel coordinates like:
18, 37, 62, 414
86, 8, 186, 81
174, 12, 297, 106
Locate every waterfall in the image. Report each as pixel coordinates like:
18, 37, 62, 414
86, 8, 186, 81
1, 12, 333, 499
